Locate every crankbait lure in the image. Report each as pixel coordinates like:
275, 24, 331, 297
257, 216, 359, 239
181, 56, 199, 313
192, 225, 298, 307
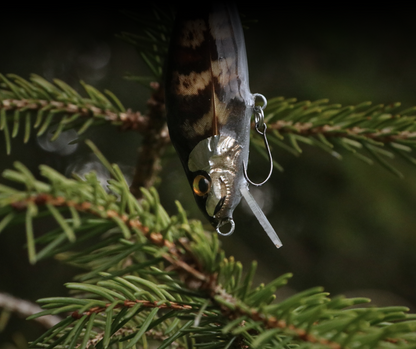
165, 2, 282, 247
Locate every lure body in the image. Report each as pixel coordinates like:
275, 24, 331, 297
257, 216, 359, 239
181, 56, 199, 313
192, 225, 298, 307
165, 2, 253, 232
165, 3, 282, 246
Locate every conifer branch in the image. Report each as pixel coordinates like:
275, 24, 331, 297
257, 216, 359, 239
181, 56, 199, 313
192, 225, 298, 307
263, 97, 416, 176
0, 74, 151, 154
0, 74, 170, 196
269, 119, 416, 143
4, 72, 416, 183
1, 162, 416, 348
0, 97, 148, 131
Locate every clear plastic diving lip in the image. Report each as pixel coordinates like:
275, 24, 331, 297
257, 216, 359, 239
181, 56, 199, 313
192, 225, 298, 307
240, 186, 282, 248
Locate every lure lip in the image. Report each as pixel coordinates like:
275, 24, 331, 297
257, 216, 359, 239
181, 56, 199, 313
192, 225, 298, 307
240, 186, 282, 248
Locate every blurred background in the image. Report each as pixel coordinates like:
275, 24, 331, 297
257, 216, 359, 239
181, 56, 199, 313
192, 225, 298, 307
1, 6, 416, 346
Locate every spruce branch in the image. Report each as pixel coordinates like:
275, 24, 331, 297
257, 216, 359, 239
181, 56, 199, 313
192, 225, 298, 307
1, 162, 416, 348
0, 73, 169, 196
6, 72, 414, 181
0, 74, 151, 153
263, 97, 416, 177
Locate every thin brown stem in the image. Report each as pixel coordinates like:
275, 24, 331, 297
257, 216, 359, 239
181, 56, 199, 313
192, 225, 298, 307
130, 82, 170, 198
268, 120, 416, 142
0, 292, 62, 329
0, 99, 150, 132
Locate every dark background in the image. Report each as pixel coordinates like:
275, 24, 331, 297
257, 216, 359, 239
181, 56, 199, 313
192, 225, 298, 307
1, 7, 416, 346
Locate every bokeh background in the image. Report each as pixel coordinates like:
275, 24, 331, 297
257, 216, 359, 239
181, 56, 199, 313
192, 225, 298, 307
1, 6, 416, 346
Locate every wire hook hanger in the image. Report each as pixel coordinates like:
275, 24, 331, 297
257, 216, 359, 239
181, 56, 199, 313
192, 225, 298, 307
243, 93, 274, 187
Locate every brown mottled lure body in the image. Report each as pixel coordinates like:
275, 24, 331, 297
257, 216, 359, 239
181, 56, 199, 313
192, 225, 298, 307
165, 3, 282, 247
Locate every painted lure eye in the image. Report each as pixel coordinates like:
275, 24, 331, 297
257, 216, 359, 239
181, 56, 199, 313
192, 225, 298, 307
193, 174, 211, 196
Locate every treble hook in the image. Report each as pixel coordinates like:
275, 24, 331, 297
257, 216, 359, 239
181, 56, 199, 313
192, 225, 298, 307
243, 94, 273, 187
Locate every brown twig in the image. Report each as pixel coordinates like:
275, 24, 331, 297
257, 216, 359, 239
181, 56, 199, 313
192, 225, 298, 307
129, 82, 170, 198
0, 99, 150, 132
268, 120, 416, 142
0, 292, 62, 329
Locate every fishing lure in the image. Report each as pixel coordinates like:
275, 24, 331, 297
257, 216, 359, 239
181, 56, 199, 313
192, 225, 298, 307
165, 3, 282, 248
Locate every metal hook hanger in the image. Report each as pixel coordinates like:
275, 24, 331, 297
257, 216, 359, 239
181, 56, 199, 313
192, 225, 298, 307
216, 218, 235, 236
243, 94, 274, 187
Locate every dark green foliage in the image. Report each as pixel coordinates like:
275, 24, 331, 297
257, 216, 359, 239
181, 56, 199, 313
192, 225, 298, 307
117, 8, 174, 83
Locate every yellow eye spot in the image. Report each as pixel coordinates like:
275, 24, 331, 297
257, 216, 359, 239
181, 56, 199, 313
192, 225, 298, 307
193, 174, 211, 196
